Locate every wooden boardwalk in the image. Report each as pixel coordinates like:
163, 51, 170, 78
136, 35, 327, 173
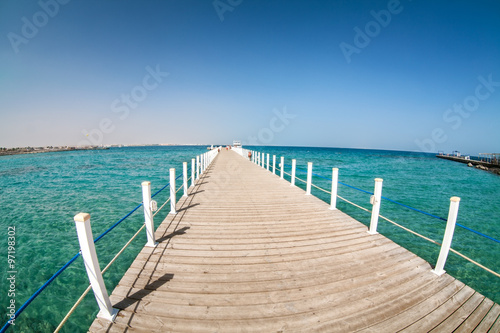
90, 150, 500, 332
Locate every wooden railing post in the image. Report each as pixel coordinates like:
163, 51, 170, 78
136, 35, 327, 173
432, 197, 461, 276
368, 178, 383, 234
329, 168, 339, 210
74, 213, 118, 322
141, 181, 158, 247
291, 159, 296, 186
280, 156, 284, 179
267, 153, 270, 171
191, 158, 195, 187
272, 155, 276, 175
196, 155, 200, 180
306, 162, 313, 195
183, 162, 188, 197
169, 168, 177, 214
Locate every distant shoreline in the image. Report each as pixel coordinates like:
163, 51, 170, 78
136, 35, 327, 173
0, 146, 108, 157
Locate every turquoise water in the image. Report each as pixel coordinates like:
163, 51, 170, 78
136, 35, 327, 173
0, 146, 499, 332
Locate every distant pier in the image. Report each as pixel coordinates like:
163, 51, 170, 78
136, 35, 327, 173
436, 153, 500, 175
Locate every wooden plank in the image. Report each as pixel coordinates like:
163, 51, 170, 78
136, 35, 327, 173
398, 285, 475, 332
473, 304, 500, 332
429, 292, 484, 332
454, 298, 494, 333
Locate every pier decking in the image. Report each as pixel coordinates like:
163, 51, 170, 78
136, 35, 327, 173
90, 150, 500, 332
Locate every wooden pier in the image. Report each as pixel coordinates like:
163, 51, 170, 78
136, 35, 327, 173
89, 149, 500, 332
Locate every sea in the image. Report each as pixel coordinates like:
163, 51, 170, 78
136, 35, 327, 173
0, 145, 499, 332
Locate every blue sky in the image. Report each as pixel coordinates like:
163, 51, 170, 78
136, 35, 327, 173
1, 0, 499, 154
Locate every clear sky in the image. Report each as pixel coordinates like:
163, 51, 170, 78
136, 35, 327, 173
1, 0, 499, 154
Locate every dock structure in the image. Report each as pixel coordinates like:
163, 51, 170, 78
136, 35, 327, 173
90, 150, 500, 332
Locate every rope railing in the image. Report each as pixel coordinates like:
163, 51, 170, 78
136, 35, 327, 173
0, 199, 145, 333
295, 176, 307, 184
54, 223, 147, 332
337, 194, 371, 213
0, 149, 219, 333
244, 150, 500, 280
153, 196, 171, 217
308, 166, 500, 245
0, 253, 81, 333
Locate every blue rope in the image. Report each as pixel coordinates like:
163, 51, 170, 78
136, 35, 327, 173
151, 182, 169, 199
456, 223, 500, 244
152, 164, 190, 199
310, 170, 373, 195
94, 203, 143, 243
381, 196, 500, 243
380, 196, 446, 221
0, 253, 81, 333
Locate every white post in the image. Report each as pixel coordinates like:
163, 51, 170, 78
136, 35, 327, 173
169, 168, 176, 214
291, 159, 296, 186
272, 155, 276, 174
266, 154, 270, 171
141, 182, 157, 248
74, 213, 118, 321
191, 158, 195, 187
262, 152, 265, 168
368, 178, 383, 234
306, 162, 313, 195
183, 162, 188, 197
432, 197, 461, 276
280, 157, 284, 179
201, 154, 204, 173
196, 155, 200, 180
329, 168, 339, 210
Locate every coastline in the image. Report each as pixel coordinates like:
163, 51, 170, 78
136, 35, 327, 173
0, 146, 108, 157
